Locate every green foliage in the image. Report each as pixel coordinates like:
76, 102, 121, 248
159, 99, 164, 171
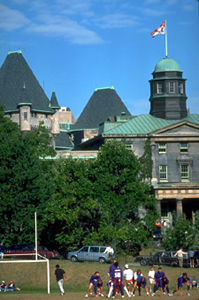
0, 109, 55, 246
162, 213, 197, 250
195, 210, 199, 231
44, 158, 100, 252
45, 140, 158, 253
139, 138, 153, 181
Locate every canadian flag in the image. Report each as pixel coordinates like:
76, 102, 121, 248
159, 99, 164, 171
151, 21, 166, 38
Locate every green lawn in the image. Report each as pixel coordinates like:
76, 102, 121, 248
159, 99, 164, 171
0, 258, 199, 294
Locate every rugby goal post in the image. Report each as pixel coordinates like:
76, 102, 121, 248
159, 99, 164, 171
0, 253, 50, 294
0, 212, 50, 294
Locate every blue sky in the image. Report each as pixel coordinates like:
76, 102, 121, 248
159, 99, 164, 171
0, 0, 198, 119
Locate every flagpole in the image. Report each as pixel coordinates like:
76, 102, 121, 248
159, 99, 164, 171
165, 19, 168, 57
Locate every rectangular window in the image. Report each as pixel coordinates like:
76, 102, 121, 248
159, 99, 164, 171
169, 82, 175, 93
179, 82, 184, 94
90, 247, 99, 253
180, 143, 188, 153
24, 112, 27, 120
159, 165, 168, 182
158, 143, 167, 154
180, 164, 189, 181
157, 83, 163, 94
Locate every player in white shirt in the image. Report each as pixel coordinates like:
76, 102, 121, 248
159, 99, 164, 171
123, 264, 134, 294
148, 266, 155, 293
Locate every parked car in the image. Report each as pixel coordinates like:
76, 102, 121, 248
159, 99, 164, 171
135, 251, 189, 267
67, 245, 116, 263
5, 244, 58, 259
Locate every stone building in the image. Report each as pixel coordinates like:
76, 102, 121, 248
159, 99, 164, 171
0, 50, 198, 223
0, 50, 74, 147
73, 57, 199, 224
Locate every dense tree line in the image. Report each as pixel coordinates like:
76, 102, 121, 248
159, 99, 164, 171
0, 108, 197, 253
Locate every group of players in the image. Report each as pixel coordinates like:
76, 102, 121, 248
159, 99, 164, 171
85, 259, 198, 298
0, 280, 20, 292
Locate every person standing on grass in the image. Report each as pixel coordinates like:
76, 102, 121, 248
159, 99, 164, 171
123, 264, 134, 294
0, 241, 5, 259
174, 247, 187, 268
55, 264, 67, 296
148, 266, 155, 293
111, 262, 124, 298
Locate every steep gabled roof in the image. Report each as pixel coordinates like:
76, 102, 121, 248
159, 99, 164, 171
72, 87, 131, 130
50, 91, 60, 109
103, 114, 199, 135
0, 50, 53, 113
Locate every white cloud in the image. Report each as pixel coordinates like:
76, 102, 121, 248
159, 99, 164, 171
27, 14, 103, 44
95, 13, 139, 29
0, 4, 30, 31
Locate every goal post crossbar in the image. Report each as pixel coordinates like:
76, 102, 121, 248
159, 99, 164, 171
0, 253, 50, 294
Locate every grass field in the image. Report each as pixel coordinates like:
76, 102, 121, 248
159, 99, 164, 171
0, 258, 199, 299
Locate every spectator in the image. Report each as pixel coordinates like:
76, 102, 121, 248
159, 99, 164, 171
0, 242, 5, 259
5, 280, 20, 292
103, 245, 114, 261
174, 247, 187, 268
55, 264, 67, 296
188, 250, 195, 268
0, 280, 6, 292
194, 250, 199, 267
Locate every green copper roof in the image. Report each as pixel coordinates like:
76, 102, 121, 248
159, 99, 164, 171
95, 86, 114, 91
8, 50, 22, 55
154, 57, 182, 73
103, 114, 199, 135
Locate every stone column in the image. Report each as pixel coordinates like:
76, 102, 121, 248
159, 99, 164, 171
176, 199, 183, 217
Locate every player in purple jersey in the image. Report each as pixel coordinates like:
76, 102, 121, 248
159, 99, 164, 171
151, 267, 165, 296
173, 272, 190, 296
133, 269, 149, 296
85, 272, 103, 297
112, 262, 124, 298
162, 276, 172, 296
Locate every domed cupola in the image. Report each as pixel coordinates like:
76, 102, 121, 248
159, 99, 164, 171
149, 57, 187, 120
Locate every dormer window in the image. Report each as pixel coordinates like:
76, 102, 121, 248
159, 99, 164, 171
179, 82, 184, 94
169, 81, 175, 93
157, 83, 163, 94
24, 112, 27, 120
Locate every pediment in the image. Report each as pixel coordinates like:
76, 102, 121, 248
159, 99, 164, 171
151, 121, 199, 137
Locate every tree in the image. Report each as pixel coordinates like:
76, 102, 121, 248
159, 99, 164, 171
162, 213, 197, 250
139, 139, 153, 181
84, 140, 158, 253
43, 158, 100, 252
0, 107, 56, 246
44, 140, 158, 254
